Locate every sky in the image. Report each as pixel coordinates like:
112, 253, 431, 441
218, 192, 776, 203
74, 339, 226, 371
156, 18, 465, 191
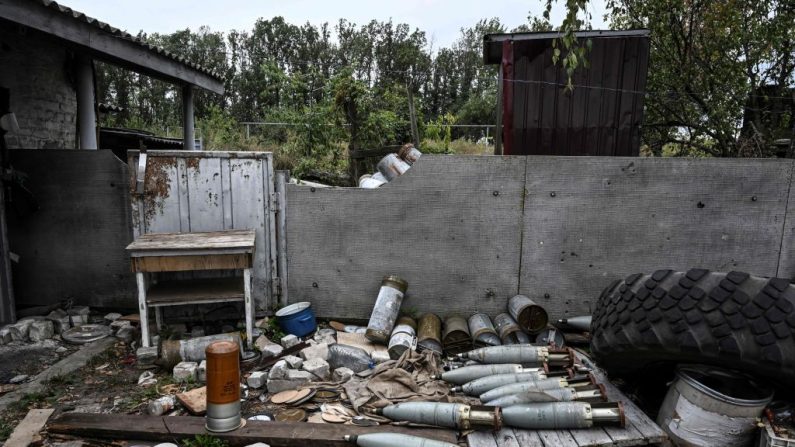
64, 0, 609, 49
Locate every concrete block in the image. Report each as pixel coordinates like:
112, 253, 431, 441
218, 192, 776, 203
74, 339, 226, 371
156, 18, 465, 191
254, 335, 276, 351
0, 327, 12, 344
283, 355, 303, 369
198, 360, 207, 383
266, 370, 313, 394
173, 361, 198, 382
268, 360, 289, 379
47, 309, 71, 334
302, 358, 330, 380
299, 343, 329, 361
103, 312, 122, 323
280, 334, 300, 349
247, 371, 267, 389
286, 370, 315, 381
28, 320, 54, 342
314, 328, 336, 345
110, 319, 131, 332
260, 343, 283, 359
115, 325, 136, 343
332, 367, 354, 382
7, 320, 32, 341
9, 374, 28, 384
136, 346, 158, 365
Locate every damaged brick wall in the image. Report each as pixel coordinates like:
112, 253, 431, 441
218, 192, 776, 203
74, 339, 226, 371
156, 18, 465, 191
0, 25, 77, 149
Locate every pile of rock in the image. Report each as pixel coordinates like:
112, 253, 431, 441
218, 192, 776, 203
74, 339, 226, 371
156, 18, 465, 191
0, 308, 133, 346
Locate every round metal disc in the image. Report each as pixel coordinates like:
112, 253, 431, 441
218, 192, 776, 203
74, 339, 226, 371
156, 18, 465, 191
312, 388, 340, 403
275, 408, 307, 422
62, 324, 112, 344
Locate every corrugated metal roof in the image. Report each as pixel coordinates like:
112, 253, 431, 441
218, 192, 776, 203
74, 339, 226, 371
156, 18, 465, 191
35, 0, 223, 81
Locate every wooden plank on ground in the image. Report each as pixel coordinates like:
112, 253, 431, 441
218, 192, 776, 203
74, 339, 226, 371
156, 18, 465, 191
467, 430, 499, 447
511, 429, 544, 447
567, 427, 614, 447
493, 428, 521, 447
47, 413, 459, 447
5, 409, 54, 447
536, 430, 579, 447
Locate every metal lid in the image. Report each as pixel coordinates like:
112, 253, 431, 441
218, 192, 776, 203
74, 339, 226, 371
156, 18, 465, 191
62, 324, 112, 344
274, 408, 307, 422
676, 365, 774, 406
382, 275, 408, 292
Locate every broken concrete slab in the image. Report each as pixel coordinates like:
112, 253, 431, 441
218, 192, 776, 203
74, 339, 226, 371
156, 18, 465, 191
260, 344, 283, 359
103, 313, 122, 323
268, 360, 289, 380
299, 343, 329, 361
0, 327, 12, 344
314, 328, 337, 345
28, 320, 54, 342
266, 370, 314, 394
6, 320, 33, 341
197, 360, 206, 383
247, 371, 267, 389
136, 346, 158, 366
332, 367, 354, 382
9, 374, 28, 384
173, 362, 198, 382
176, 386, 207, 415
47, 309, 71, 334
283, 355, 303, 369
280, 334, 300, 349
115, 325, 136, 343
302, 358, 330, 380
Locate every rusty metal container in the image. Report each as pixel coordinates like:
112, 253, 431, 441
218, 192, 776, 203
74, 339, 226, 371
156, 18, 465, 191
376, 154, 410, 181
442, 316, 471, 355
508, 295, 549, 333
358, 174, 387, 189
205, 340, 241, 432
388, 316, 417, 360
468, 313, 501, 348
417, 313, 442, 354
365, 276, 408, 344
494, 313, 530, 345
398, 144, 423, 165
535, 326, 565, 347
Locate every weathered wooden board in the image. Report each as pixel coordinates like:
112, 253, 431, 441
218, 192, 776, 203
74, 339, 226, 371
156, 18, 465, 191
519, 156, 794, 318
4, 408, 53, 447
286, 155, 527, 319
127, 229, 255, 253
7, 149, 135, 308
129, 151, 277, 311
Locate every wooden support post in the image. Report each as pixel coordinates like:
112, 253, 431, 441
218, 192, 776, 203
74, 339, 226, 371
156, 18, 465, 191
136, 272, 150, 348
243, 268, 253, 349
76, 55, 97, 150
182, 85, 195, 151
407, 83, 420, 147
494, 68, 503, 155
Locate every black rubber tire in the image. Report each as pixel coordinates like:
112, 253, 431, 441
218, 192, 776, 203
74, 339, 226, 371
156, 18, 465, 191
590, 269, 795, 385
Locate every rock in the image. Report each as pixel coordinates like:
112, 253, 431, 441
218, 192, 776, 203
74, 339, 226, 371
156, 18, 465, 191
7, 320, 33, 341
332, 367, 354, 382
47, 309, 71, 334
0, 327, 12, 344
110, 319, 131, 332
176, 386, 207, 415
266, 370, 313, 394
137, 346, 158, 365
103, 312, 122, 323
68, 306, 90, 326
254, 335, 275, 351
255, 317, 270, 328
9, 374, 28, 384
268, 360, 289, 379
302, 358, 330, 380
299, 342, 329, 361
371, 350, 391, 364
247, 371, 267, 389
314, 328, 337, 345
197, 360, 207, 383
280, 334, 300, 349
260, 343, 283, 359
244, 443, 271, 447
283, 355, 303, 369
56, 346, 68, 353
173, 361, 198, 382
115, 325, 136, 343
28, 320, 55, 342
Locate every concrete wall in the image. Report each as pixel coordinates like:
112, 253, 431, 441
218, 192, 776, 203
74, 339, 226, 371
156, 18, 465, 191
285, 155, 795, 321
0, 25, 77, 149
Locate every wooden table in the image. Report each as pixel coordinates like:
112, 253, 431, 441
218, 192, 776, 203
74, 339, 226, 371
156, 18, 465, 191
126, 229, 256, 348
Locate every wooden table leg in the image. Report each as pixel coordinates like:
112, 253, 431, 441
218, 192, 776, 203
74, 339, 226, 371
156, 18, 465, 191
136, 272, 150, 348
244, 268, 253, 349
154, 307, 163, 332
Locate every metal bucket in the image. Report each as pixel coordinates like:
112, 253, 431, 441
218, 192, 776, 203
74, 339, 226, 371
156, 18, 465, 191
494, 313, 530, 345
468, 313, 501, 347
398, 144, 422, 165
358, 174, 387, 189
508, 295, 549, 333
365, 276, 408, 344
657, 365, 773, 447
417, 313, 443, 354
376, 154, 410, 181
535, 326, 565, 348
443, 316, 471, 355
388, 316, 417, 359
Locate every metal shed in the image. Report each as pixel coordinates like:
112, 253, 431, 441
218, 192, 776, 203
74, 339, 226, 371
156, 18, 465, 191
484, 30, 650, 156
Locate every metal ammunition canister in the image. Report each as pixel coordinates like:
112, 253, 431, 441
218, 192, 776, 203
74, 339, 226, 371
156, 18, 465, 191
205, 340, 241, 432
365, 276, 408, 344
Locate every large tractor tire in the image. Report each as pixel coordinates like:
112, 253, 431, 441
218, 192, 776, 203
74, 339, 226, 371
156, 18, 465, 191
590, 269, 795, 385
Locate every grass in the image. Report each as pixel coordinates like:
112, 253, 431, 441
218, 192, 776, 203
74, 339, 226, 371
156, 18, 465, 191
182, 434, 229, 447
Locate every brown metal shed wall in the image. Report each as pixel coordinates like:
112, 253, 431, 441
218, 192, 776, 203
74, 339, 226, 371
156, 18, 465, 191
505, 34, 649, 156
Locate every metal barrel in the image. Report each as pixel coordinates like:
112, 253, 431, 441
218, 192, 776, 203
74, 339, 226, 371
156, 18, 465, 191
535, 326, 565, 348
458, 345, 547, 365
379, 402, 467, 429
417, 313, 442, 354
468, 313, 501, 348
493, 313, 529, 345
457, 372, 557, 396
376, 154, 411, 181
398, 144, 423, 165
485, 388, 578, 406
344, 433, 459, 447
480, 379, 574, 402
205, 340, 241, 432
358, 174, 387, 189
508, 295, 549, 333
438, 364, 525, 385
501, 402, 594, 430
387, 317, 417, 360
442, 316, 471, 355
365, 276, 408, 344
160, 333, 242, 369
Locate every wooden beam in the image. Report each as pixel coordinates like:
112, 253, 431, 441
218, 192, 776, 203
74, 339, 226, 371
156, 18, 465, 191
131, 253, 252, 273
47, 414, 460, 447
5, 409, 54, 447
0, 1, 224, 94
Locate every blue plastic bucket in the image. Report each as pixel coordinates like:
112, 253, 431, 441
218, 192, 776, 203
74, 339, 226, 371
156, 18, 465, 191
275, 302, 316, 337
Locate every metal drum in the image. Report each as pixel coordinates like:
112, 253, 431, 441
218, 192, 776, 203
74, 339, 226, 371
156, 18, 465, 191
358, 174, 387, 189
205, 341, 242, 432
398, 144, 423, 165
468, 313, 501, 347
388, 316, 417, 360
508, 295, 549, 333
365, 276, 408, 344
494, 313, 530, 345
376, 154, 410, 181
417, 313, 442, 354
442, 316, 471, 355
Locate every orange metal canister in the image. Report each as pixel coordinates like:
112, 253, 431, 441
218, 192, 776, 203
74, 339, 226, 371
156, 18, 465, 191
205, 340, 241, 432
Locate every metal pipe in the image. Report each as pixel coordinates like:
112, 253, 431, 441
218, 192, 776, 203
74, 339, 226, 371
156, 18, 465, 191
457, 345, 548, 365
558, 316, 592, 332
479, 375, 596, 402
160, 333, 242, 369
344, 433, 458, 447
182, 85, 195, 150
205, 340, 241, 432
453, 372, 562, 396
376, 402, 501, 430
76, 55, 97, 149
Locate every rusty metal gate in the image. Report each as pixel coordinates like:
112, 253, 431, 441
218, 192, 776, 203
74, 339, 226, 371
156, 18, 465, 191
128, 150, 279, 311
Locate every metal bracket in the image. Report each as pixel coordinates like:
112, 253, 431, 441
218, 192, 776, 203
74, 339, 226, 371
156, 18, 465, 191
135, 150, 147, 195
